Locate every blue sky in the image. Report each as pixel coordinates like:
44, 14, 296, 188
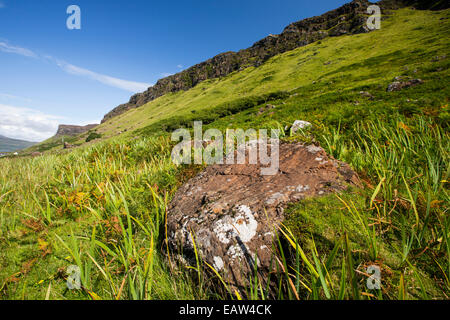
0, 0, 350, 141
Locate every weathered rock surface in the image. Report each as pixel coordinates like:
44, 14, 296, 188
56, 124, 98, 136
387, 78, 424, 92
167, 142, 359, 288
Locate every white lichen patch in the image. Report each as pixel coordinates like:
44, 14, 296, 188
227, 244, 245, 260
296, 185, 310, 192
265, 192, 284, 205
306, 145, 322, 154
213, 256, 224, 270
213, 205, 258, 244
291, 120, 312, 133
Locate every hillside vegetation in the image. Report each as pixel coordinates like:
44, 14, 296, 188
1, 8, 449, 300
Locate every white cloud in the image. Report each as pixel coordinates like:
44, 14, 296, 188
177, 64, 183, 69
0, 41, 37, 58
75, 119, 101, 126
60, 62, 152, 93
0, 41, 151, 93
0, 104, 63, 141
160, 72, 173, 78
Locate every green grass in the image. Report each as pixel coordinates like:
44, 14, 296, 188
1, 8, 449, 300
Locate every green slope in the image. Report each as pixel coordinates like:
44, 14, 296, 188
93, 7, 449, 139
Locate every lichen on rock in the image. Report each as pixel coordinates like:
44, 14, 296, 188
167, 141, 359, 289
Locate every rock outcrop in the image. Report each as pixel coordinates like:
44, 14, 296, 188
387, 78, 424, 92
56, 124, 98, 136
63, 142, 75, 149
167, 141, 359, 289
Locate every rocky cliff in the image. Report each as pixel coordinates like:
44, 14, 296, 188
101, 0, 447, 123
56, 124, 98, 136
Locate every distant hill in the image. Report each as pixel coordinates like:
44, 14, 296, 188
56, 124, 98, 136
0, 135, 36, 153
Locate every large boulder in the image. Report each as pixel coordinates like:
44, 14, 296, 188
167, 141, 359, 289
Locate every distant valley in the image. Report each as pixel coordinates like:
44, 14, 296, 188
0, 135, 36, 153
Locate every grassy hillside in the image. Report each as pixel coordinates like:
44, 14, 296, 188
96, 8, 449, 139
0, 135, 35, 153
0, 8, 449, 300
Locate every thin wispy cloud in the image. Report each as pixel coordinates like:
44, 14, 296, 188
0, 2, 5, 9
0, 41, 151, 93
0, 92, 32, 103
160, 72, 174, 78
0, 104, 64, 141
0, 41, 37, 58
52, 58, 152, 93
160, 64, 185, 78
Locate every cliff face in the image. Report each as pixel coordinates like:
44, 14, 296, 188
100, 0, 447, 123
56, 124, 98, 136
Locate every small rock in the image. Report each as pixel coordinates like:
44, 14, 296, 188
359, 91, 375, 100
387, 79, 423, 92
431, 55, 446, 62
257, 104, 276, 116
291, 120, 312, 134
63, 142, 74, 149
